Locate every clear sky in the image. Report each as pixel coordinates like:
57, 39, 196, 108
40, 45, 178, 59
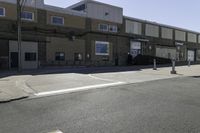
44, 0, 200, 32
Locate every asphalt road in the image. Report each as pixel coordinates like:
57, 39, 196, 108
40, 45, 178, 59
0, 77, 200, 133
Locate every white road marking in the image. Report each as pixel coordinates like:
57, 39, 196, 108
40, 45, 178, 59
48, 130, 63, 133
34, 82, 125, 97
88, 74, 117, 82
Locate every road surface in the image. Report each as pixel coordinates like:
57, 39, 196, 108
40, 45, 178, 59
0, 76, 200, 133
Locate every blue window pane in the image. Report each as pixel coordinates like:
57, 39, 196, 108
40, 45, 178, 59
21, 12, 33, 20
96, 42, 109, 55
0, 8, 4, 16
52, 17, 64, 25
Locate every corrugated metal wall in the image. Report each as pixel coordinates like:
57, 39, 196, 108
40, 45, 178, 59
125, 20, 142, 35
188, 33, 197, 43
175, 30, 186, 41
161, 27, 173, 39
145, 24, 159, 37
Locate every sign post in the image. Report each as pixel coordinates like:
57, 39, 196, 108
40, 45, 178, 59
171, 59, 177, 74
153, 59, 157, 70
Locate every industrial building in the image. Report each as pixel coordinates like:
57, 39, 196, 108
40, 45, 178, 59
0, 0, 200, 70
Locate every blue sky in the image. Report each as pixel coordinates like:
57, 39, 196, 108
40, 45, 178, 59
44, 0, 200, 32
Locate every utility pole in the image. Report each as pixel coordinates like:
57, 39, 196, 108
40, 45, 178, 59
17, 0, 22, 72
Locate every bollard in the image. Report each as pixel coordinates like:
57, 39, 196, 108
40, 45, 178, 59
171, 59, 177, 74
153, 59, 157, 70
188, 59, 191, 67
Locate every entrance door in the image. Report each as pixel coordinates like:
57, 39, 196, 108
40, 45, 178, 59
187, 50, 195, 62
11, 52, 18, 68
130, 41, 141, 58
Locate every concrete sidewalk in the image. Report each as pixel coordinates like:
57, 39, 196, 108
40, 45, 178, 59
0, 75, 34, 103
0, 64, 200, 102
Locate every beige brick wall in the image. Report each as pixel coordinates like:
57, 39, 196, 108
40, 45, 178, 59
46, 37, 85, 65
0, 2, 37, 22
46, 11, 86, 29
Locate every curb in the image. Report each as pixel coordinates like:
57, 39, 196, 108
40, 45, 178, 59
0, 96, 29, 104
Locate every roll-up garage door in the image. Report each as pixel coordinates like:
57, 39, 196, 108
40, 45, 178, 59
156, 47, 176, 59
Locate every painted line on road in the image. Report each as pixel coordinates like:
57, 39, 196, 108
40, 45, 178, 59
48, 130, 63, 133
34, 82, 125, 97
88, 74, 117, 82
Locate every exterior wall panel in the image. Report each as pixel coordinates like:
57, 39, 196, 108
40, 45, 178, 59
9, 41, 38, 69
161, 27, 173, 39
125, 20, 142, 35
87, 2, 123, 24
175, 30, 186, 41
188, 33, 197, 43
198, 35, 200, 43
145, 24, 159, 37
156, 46, 176, 59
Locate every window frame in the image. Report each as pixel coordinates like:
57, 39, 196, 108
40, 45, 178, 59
0, 7, 5, 17
95, 41, 110, 56
55, 52, 65, 61
98, 24, 109, 32
25, 52, 37, 61
51, 16, 64, 26
109, 25, 118, 33
21, 11, 34, 21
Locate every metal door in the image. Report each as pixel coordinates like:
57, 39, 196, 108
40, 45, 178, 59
11, 52, 18, 68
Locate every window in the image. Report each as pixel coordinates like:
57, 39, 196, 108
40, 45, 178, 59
51, 16, 64, 25
25, 53, 36, 61
21, 11, 34, 21
0, 7, 5, 16
109, 25, 118, 33
98, 24, 108, 32
55, 52, 65, 61
72, 4, 86, 12
95, 41, 109, 56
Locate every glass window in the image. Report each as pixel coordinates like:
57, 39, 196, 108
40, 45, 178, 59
21, 11, 34, 21
98, 24, 108, 32
0, 7, 5, 16
95, 41, 109, 56
109, 25, 118, 33
51, 16, 64, 25
55, 52, 65, 61
25, 53, 36, 61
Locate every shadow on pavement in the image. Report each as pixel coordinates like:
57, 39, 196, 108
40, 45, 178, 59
0, 64, 172, 79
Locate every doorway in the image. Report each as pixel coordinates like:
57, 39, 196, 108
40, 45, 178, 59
187, 50, 195, 62
10, 52, 18, 68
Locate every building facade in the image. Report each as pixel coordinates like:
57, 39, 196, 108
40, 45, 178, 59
0, 0, 200, 70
